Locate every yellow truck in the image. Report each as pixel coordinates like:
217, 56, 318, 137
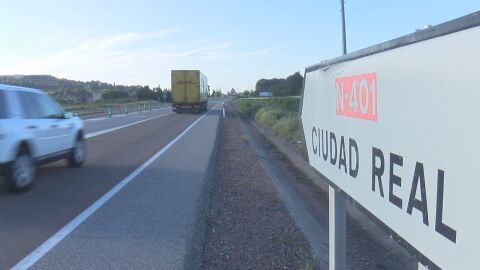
171, 70, 209, 113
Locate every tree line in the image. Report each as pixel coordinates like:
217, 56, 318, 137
102, 86, 172, 102
0, 75, 172, 103
240, 72, 304, 97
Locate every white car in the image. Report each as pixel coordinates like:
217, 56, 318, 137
0, 84, 86, 191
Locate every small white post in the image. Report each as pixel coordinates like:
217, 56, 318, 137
329, 185, 346, 270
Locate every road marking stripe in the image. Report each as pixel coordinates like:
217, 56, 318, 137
85, 112, 174, 139
85, 114, 161, 123
11, 104, 219, 270
82, 107, 170, 122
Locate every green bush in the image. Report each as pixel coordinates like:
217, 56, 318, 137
234, 97, 306, 155
234, 96, 300, 118
235, 99, 262, 118
271, 116, 302, 140
255, 108, 282, 127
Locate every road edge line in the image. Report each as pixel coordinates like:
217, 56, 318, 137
11, 104, 219, 270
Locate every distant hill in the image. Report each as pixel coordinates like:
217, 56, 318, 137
0, 75, 140, 93
0, 75, 148, 104
0, 75, 81, 93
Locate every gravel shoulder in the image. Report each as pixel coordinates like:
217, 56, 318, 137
202, 106, 315, 270
243, 109, 417, 270
202, 103, 417, 270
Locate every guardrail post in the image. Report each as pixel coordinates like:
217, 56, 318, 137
222, 100, 226, 118
329, 186, 346, 270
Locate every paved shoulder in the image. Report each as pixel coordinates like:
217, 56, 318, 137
30, 108, 222, 270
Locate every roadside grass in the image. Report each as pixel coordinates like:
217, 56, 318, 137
233, 97, 306, 155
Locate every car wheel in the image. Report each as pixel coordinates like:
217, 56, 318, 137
6, 153, 35, 192
68, 137, 86, 168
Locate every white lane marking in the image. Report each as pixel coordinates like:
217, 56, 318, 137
84, 118, 103, 122
84, 112, 174, 139
83, 108, 169, 122
11, 104, 219, 270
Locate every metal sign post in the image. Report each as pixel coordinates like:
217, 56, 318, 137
328, 1, 347, 270
329, 186, 346, 270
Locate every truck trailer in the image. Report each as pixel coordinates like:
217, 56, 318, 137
171, 70, 208, 113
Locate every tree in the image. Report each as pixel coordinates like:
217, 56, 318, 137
254, 72, 304, 97
163, 89, 172, 102
101, 89, 128, 100
210, 89, 223, 98
239, 90, 253, 98
136, 86, 158, 101
286, 72, 303, 96
152, 87, 164, 101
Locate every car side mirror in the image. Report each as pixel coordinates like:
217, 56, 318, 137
63, 112, 74, 119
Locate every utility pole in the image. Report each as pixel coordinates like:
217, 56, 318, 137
340, 0, 347, 55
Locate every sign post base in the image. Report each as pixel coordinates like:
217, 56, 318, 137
329, 185, 346, 270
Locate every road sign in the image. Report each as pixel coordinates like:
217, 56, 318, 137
300, 12, 480, 270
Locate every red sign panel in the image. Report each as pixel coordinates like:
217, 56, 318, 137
335, 73, 377, 121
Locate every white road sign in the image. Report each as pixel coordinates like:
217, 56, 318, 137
301, 16, 479, 269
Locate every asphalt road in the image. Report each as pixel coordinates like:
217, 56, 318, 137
0, 103, 222, 269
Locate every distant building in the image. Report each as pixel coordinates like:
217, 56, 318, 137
259, 91, 273, 97
227, 88, 237, 96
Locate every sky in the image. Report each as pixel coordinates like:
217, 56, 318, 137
0, 1, 478, 92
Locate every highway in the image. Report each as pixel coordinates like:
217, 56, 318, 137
0, 103, 222, 269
